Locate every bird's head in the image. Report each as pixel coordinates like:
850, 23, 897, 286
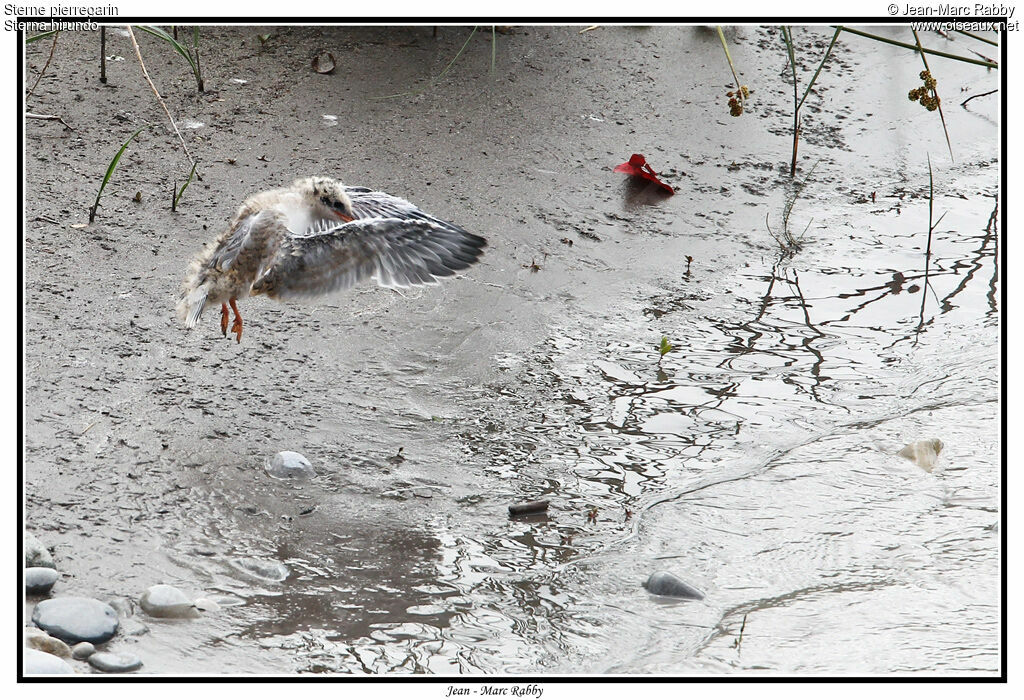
295, 176, 355, 222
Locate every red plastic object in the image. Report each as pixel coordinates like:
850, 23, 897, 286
613, 153, 674, 194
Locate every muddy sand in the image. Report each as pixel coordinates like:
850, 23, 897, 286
23, 25, 1000, 675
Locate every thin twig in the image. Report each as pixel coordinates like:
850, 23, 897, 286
836, 26, 997, 68
717, 26, 744, 106
955, 29, 999, 46
967, 47, 997, 65
781, 27, 800, 177
125, 25, 201, 180
26, 112, 74, 129
960, 89, 997, 107
100, 26, 106, 83
26, 30, 59, 100
915, 154, 940, 344
913, 29, 954, 162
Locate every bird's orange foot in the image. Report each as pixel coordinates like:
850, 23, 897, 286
220, 303, 229, 337
229, 298, 243, 344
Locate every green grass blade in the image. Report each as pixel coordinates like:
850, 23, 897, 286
796, 27, 842, 113
174, 161, 198, 209
135, 25, 199, 76
26, 30, 58, 43
375, 26, 480, 99
436, 26, 478, 82
90, 124, 150, 223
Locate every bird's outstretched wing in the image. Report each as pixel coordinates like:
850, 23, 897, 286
251, 217, 487, 299
345, 187, 474, 237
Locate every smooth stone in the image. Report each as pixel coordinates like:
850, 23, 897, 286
139, 584, 200, 618
231, 557, 289, 582
508, 500, 550, 517
194, 597, 221, 613
23, 648, 74, 674
24, 628, 71, 658
25, 567, 59, 595
32, 597, 119, 644
71, 642, 95, 660
24, 532, 55, 569
118, 618, 150, 637
88, 651, 143, 673
266, 451, 315, 479
643, 571, 705, 600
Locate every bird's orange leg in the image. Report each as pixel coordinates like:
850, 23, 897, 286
229, 298, 243, 343
220, 303, 230, 337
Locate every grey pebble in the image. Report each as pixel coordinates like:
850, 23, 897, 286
508, 500, 549, 516
118, 618, 150, 637
32, 596, 119, 644
72, 642, 95, 660
24, 532, 55, 569
23, 648, 74, 674
266, 451, 315, 479
88, 651, 143, 673
194, 597, 221, 613
139, 584, 200, 618
231, 557, 289, 582
25, 567, 59, 595
643, 571, 705, 600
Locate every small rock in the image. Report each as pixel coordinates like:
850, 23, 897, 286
24, 532, 55, 569
266, 451, 315, 479
88, 651, 143, 673
24, 628, 71, 657
898, 438, 944, 473
194, 597, 221, 613
25, 567, 59, 595
508, 500, 549, 517
31, 597, 119, 644
72, 642, 95, 660
139, 584, 200, 619
311, 51, 336, 74
118, 618, 150, 637
643, 571, 705, 600
231, 557, 289, 582
23, 648, 74, 674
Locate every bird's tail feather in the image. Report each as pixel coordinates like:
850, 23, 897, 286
176, 283, 210, 329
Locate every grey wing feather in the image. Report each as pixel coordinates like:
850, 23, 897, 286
251, 217, 487, 300
210, 212, 261, 271
345, 187, 482, 239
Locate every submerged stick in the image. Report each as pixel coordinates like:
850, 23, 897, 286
960, 88, 997, 107
125, 25, 201, 180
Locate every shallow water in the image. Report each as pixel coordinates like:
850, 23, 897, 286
23, 25, 1000, 676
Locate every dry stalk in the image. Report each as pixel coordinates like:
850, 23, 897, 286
125, 25, 201, 180
26, 30, 60, 100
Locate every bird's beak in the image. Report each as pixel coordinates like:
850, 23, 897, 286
334, 211, 354, 223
